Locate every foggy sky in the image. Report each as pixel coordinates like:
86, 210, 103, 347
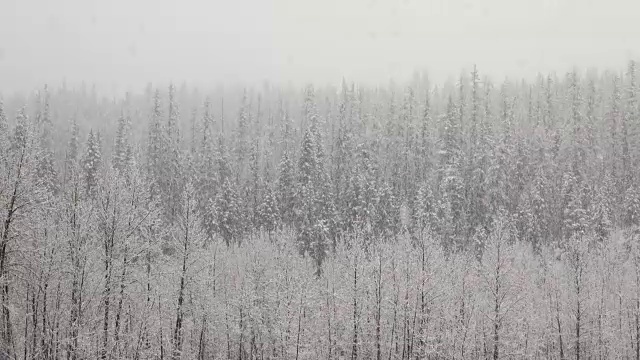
1, 0, 639, 96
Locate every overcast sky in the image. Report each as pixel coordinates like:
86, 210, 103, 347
1, 0, 639, 95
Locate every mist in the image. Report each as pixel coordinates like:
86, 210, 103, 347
2, 0, 640, 95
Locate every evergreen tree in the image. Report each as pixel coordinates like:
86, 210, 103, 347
147, 89, 163, 195
487, 82, 514, 218
162, 84, 184, 222
0, 97, 9, 171
298, 128, 316, 191
413, 180, 437, 235
113, 111, 131, 176
418, 88, 432, 182
591, 181, 613, 242
561, 169, 590, 245
624, 182, 640, 228
167, 83, 179, 141
373, 181, 400, 237
36, 85, 58, 194
12, 106, 29, 151
248, 139, 261, 227
0, 97, 7, 147
333, 80, 353, 202
201, 97, 214, 156
466, 66, 489, 238
66, 114, 80, 164
625, 60, 638, 182
82, 129, 102, 195
401, 86, 416, 198
214, 177, 241, 246
438, 95, 465, 249
609, 76, 623, 185
296, 128, 319, 254
198, 98, 217, 221
516, 166, 548, 250
277, 148, 295, 226
257, 185, 280, 236
236, 89, 250, 162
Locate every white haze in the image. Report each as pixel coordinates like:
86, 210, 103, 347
1, 0, 640, 95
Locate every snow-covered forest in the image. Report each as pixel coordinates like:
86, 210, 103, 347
1, 62, 640, 359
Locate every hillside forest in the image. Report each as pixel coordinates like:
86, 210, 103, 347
1, 62, 640, 359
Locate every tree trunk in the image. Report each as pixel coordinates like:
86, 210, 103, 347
172, 243, 188, 360
0, 151, 24, 356
375, 253, 382, 360
114, 245, 128, 358
352, 254, 358, 360
556, 292, 565, 360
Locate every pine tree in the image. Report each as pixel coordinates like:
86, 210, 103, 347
413, 180, 437, 235
296, 127, 319, 254
469, 65, 481, 153
12, 106, 29, 151
36, 85, 58, 194
298, 128, 316, 190
113, 111, 131, 175
248, 139, 261, 227
585, 79, 597, 157
568, 70, 586, 167
400, 86, 416, 197
257, 185, 280, 236
214, 177, 241, 246
198, 97, 217, 217
277, 148, 295, 226
0, 97, 7, 147
167, 83, 179, 142
625, 60, 638, 183
82, 129, 102, 195
66, 115, 80, 164
438, 95, 465, 249
236, 89, 250, 166
609, 76, 622, 186
487, 82, 514, 218
440, 95, 463, 170
147, 89, 163, 194
517, 166, 548, 250
295, 87, 334, 265
344, 164, 368, 233
201, 97, 214, 156
162, 83, 184, 222
418, 88, 432, 182
333, 80, 353, 202
0, 97, 9, 173
466, 65, 489, 239
374, 181, 400, 237
561, 169, 590, 245
624, 182, 640, 228
591, 181, 613, 242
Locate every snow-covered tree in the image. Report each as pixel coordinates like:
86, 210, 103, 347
82, 129, 102, 195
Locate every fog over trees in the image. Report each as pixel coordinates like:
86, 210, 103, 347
1, 61, 640, 359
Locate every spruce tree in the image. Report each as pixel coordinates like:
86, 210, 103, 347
36, 85, 58, 194
147, 89, 163, 195
12, 107, 29, 151
162, 83, 184, 222
277, 148, 295, 226
0, 97, 7, 146
82, 129, 102, 195
257, 185, 280, 236
438, 95, 465, 249
66, 115, 80, 164
113, 111, 131, 175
